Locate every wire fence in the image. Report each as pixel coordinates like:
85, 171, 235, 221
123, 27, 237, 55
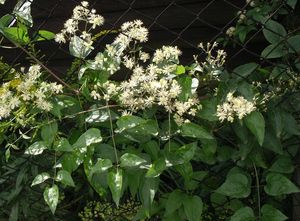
0, 0, 300, 220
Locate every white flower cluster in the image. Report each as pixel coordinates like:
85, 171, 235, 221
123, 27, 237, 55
83, 20, 149, 76
193, 42, 226, 80
91, 45, 200, 123
226, 27, 236, 37
0, 65, 63, 120
216, 92, 256, 123
0, 0, 6, 5
55, 1, 104, 49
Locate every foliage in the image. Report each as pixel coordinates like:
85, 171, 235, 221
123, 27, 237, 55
0, 0, 300, 220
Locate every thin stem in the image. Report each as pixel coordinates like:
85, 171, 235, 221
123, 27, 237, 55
253, 162, 261, 220
106, 101, 119, 169
5, 39, 79, 94
168, 112, 171, 151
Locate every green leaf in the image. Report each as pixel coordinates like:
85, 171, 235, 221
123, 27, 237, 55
69, 35, 93, 58
287, 35, 300, 53
230, 207, 255, 221
56, 170, 75, 187
9, 202, 19, 221
120, 153, 147, 168
264, 173, 300, 196
287, 0, 297, 8
176, 65, 186, 75
216, 171, 251, 198
178, 76, 192, 101
107, 169, 123, 206
73, 128, 102, 149
2, 27, 30, 45
85, 106, 118, 123
0, 14, 14, 28
183, 195, 203, 221
261, 44, 286, 59
92, 158, 112, 174
139, 178, 158, 215
117, 115, 145, 132
261, 204, 288, 221
244, 111, 265, 146
270, 156, 294, 174
175, 142, 197, 163
25, 141, 48, 155
263, 20, 287, 44
233, 63, 258, 79
146, 158, 166, 178
43, 184, 59, 214
165, 190, 184, 215
35, 30, 55, 41
31, 172, 51, 186
196, 97, 218, 121
54, 138, 73, 152
181, 122, 213, 140
41, 122, 58, 144
142, 140, 159, 160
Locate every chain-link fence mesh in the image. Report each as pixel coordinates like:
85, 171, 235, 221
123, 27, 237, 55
0, 0, 299, 220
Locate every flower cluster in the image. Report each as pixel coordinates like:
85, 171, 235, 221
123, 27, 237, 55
193, 42, 226, 80
0, 65, 62, 120
216, 92, 256, 122
91, 45, 201, 124
55, 1, 104, 53
80, 19, 149, 77
0, 0, 5, 5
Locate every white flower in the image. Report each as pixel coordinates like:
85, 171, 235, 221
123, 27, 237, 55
216, 92, 256, 122
89, 14, 104, 29
0, 0, 6, 5
55, 33, 66, 43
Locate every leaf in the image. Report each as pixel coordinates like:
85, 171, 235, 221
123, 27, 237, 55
9, 202, 19, 221
287, 0, 297, 8
233, 63, 258, 79
287, 35, 300, 53
146, 158, 166, 178
183, 195, 203, 221
85, 106, 118, 123
230, 207, 255, 221
56, 170, 75, 187
73, 128, 102, 149
196, 97, 218, 121
0, 14, 14, 28
54, 138, 73, 152
117, 115, 145, 132
139, 178, 158, 215
13, 0, 33, 27
165, 190, 184, 215
25, 141, 48, 155
35, 30, 55, 41
69, 36, 93, 58
216, 170, 251, 198
91, 158, 112, 174
43, 185, 59, 214
2, 27, 30, 45
263, 20, 287, 44
120, 153, 147, 168
31, 172, 51, 186
261, 204, 288, 221
244, 111, 265, 146
264, 173, 300, 196
178, 76, 192, 101
176, 65, 186, 75
41, 122, 58, 144
261, 44, 286, 59
270, 156, 294, 174
107, 169, 123, 206
142, 140, 159, 160
181, 123, 214, 140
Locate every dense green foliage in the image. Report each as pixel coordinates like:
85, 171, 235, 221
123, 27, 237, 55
0, 0, 300, 220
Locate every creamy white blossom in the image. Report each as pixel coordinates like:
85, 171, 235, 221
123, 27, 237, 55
216, 92, 256, 122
